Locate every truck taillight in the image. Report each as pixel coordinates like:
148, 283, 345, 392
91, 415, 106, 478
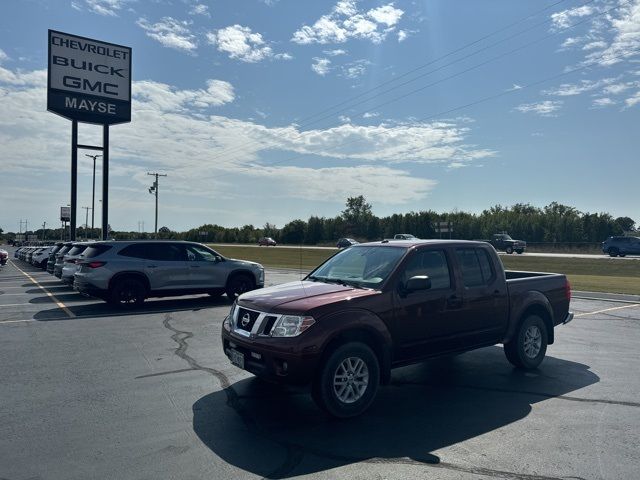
87, 261, 106, 269
565, 280, 571, 301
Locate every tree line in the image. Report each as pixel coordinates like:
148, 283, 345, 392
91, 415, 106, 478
3, 197, 635, 245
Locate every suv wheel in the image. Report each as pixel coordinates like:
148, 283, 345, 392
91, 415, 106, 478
505, 246, 514, 254
225, 274, 254, 300
312, 342, 380, 418
109, 277, 146, 307
608, 247, 619, 257
504, 314, 548, 369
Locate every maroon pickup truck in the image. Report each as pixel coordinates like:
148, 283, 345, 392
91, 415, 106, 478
222, 240, 573, 418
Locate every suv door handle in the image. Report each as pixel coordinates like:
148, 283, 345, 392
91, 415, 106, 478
446, 295, 462, 308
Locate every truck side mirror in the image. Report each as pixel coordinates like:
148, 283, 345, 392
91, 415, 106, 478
405, 275, 431, 293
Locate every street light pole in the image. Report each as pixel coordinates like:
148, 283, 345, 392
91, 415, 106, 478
85, 154, 102, 234
147, 172, 167, 237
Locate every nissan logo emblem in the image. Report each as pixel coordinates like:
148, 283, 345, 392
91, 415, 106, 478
241, 313, 251, 327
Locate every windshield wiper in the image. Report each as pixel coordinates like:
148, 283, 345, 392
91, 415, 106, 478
308, 276, 364, 289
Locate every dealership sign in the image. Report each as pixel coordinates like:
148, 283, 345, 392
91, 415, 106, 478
47, 30, 131, 125
60, 206, 71, 222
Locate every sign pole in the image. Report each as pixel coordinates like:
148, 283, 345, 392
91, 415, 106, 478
70, 120, 78, 241
102, 125, 109, 240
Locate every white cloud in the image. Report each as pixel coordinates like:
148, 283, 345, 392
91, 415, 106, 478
363, 112, 379, 118
0, 49, 9, 63
592, 97, 616, 107
625, 90, 640, 107
551, 5, 594, 30
543, 78, 616, 96
189, 4, 210, 17
291, 1, 404, 45
571, 1, 640, 67
311, 57, 331, 76
515, 100, 563, 116
397, 30, 408, 42
137, 17, 198, 52
207, 25, 289, 63
603, 81, 639, 95
341, 59, 370, 79
323, 49, 347, 56
0, 64, 494, 224
84, 0, 129, 16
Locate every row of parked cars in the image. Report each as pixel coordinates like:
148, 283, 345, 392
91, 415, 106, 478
14, 241, 265, 307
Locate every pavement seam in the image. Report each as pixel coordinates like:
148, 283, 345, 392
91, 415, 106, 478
8, 260, 75, 318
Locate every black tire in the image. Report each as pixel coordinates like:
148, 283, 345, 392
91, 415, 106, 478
515, 249, 524, 255
225, 274, 255, 300
504, 314, 548, 369
608, 247, 619, 257
619, 253, 626, 257
108, 277, 146, 307
312, 342, 380, 418
505, 246, 514, 254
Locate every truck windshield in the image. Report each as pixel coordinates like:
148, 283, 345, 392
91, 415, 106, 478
308, 246, 406, 289
496, 234, 512, 240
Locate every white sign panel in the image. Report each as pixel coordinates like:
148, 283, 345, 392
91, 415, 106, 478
48, 30, 131, 124
60, 206, 71, 222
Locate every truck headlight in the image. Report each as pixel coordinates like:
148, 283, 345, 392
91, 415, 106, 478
270, 315, 315, 337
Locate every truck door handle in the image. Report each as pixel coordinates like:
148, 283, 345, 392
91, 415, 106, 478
147, 265, 157, 268
446, 295, 462, 308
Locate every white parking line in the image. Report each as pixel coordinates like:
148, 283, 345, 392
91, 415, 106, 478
575, 304, 640, 318
9, 260, 75, 318
0, 303, 42, 307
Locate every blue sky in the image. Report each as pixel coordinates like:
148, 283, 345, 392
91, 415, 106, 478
1, 0, 639, 234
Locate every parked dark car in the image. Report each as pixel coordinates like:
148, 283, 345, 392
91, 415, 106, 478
46, 243, 66, 274
222, 239, 572, 417
336, 238, 359, 248
52, 243, 74, 277
602, 236, 640, 257
0, 249, 7, 266
258, 237, 277, 246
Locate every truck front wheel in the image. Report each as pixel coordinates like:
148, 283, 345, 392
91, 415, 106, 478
505, 246, 514, 254
312, 342, 380, 418
504, 314, 548, 369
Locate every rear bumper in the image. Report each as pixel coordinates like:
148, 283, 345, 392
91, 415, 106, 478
74, 278, 108, 300
563, 311, 574, 325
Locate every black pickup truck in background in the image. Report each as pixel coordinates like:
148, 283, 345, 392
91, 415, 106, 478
223, 239, 573, 418
485, 233, 527, 254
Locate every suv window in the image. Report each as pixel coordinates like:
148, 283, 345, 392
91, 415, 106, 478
456, 248, 495, 287
185, 244, 218, 262
67, 245, 88, 256
83, 245, 113, 258
119, 243, 186, 261
401, 249, 451, 290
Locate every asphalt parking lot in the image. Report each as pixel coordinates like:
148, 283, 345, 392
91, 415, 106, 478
1, 251, 639, 480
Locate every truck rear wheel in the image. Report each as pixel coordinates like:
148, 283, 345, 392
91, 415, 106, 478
504, 314, 548, 369
312, 342, 380, 418
505, 246, 514, 254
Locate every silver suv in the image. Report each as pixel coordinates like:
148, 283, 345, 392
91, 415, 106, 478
73, 241, 264, 306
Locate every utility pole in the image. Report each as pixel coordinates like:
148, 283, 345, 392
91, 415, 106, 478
82, 207, 91, 240
42, 222, 46, 241
85, 154, 102, 232
147, 172, 167, 236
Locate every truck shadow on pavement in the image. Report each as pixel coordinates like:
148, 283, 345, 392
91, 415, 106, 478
192, 347, 599, 479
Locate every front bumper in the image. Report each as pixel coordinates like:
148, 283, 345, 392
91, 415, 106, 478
563, 311, 574, 325
221, 318, 319, 384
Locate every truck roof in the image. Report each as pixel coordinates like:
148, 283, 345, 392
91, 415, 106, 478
359, 239, 489, 248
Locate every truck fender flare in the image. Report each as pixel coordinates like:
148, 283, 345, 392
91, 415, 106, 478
317, 309, 393, 385
504, 292, 555, 345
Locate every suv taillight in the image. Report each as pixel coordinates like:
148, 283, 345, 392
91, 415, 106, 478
86, 261, 106, 269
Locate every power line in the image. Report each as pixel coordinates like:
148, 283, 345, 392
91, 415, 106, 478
201, 0, 590, 166
202, 0, 632, 182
